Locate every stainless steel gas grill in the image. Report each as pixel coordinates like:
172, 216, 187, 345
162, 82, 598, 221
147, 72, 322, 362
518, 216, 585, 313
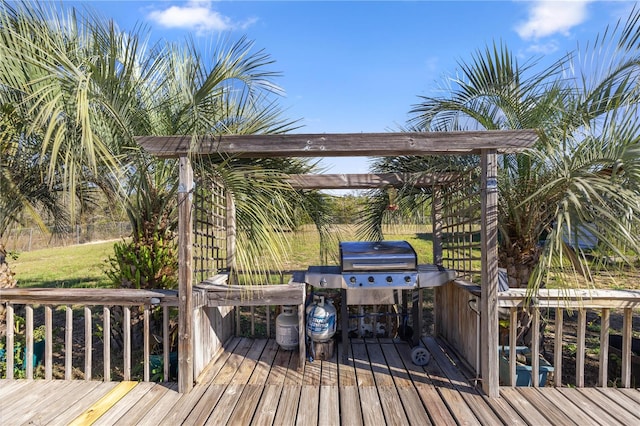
303, 240, 457, 363
340, 240, 418, 289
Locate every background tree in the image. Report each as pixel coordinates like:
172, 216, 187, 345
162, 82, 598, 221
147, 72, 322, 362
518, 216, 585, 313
364, 11, 640, 290
0, 1, 332, 285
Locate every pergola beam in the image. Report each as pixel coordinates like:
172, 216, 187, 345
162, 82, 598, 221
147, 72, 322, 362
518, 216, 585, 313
135, 130, 538, 158
286, 172, 461, 189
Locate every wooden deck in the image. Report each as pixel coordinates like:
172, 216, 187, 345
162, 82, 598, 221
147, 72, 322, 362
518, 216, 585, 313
1, 336, 639, 425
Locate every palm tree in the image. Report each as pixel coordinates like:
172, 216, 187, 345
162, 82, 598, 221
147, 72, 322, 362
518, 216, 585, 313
365, 12, 640, 290
0, 1, 330, 284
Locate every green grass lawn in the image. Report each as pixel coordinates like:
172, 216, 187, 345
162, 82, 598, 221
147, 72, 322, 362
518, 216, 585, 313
11, 240, 117, 288
7, 225, 437, 289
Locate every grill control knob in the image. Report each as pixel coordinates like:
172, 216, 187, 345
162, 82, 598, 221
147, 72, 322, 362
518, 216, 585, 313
368, 276, 375, 284
386, 276, 393, 283
349, 276, 356, 283
404, 276, 412, 283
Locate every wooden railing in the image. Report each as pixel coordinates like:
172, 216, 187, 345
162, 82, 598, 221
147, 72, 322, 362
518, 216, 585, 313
436, 280, 640, 388
1, 288, 178, 382
1, 274, 306, 389
498, 287, 640, 388
194, 273, 306, 376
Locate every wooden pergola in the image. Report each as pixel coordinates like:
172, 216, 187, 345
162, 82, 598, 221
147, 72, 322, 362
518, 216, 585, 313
136, 130, 538, 397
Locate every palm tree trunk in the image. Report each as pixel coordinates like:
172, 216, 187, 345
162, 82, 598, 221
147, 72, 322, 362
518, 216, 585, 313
499, 242, 542, 288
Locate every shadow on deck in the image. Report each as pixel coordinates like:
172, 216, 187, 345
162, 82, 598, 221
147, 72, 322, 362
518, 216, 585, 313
1, 336, 639, 425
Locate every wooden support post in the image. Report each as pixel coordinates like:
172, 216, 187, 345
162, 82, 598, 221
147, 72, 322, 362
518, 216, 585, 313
178, 155, 195, 393
480, 149, 499, 397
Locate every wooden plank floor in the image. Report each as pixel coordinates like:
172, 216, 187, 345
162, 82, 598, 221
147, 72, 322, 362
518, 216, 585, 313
2, 336, 640, 425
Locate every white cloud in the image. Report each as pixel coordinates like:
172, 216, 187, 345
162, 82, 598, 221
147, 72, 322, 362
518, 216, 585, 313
147, 1, 255, 34
515, 0, 592, 40
526, 40, 560, 55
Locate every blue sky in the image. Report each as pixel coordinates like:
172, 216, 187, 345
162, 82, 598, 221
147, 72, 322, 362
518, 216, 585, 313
74, 0, 635, 174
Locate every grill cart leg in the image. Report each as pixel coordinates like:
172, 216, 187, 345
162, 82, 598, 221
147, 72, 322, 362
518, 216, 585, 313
408, 288, 430, 366
341, 288, 349, 364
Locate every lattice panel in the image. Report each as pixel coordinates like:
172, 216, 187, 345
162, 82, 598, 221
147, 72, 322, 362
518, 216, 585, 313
193, 175, 227, 283
440, 168, 482, 282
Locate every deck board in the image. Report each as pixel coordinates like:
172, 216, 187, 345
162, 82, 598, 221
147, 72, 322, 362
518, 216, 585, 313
227, 384, 265, 424
252, 384, 284, 425
578, 387, 640, 425
2, 337, 639, 425
134, 384, 183, 426
92, 382, 156, 425
618, 387, 640, 404
295, 385, 320, 426
533, 388, 595, 426
273, 385, 301, 426
555, 386, 625, 426
112, 383, 178, 426
423, 336, 504, 426
48, 382, 119, 426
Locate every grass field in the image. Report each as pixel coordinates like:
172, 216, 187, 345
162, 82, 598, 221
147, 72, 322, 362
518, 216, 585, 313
7, 223, 638, 290
8, 225, 435, 289
11, 240, 117, 288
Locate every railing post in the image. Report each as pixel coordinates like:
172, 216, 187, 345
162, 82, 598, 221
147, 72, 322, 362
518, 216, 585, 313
554, 307, 564, 387
103, 306, 111, 381
85, 306, 92, 380
45, 305, 53, 380
65, 306, 73, 380
576, 309, 586, 387
124, 306, 131, 381
163, 305, 170, 382
509, 308, 517, 387
6, 303, 14, 379
144, 305, 150, 382
622, 308, 632, 388
531, 308, 540, 387
26, 305, 33, 379
598, 308, 609, 387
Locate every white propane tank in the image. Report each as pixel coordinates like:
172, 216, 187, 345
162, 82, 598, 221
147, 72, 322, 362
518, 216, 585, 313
276, 306, 299, 350
306, 295, 336, 342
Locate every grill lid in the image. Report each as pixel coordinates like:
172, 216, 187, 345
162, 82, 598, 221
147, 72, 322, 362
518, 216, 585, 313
340, 241, 417, 272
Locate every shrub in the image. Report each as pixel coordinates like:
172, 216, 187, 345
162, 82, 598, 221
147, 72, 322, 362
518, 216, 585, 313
105, 234, 177, 290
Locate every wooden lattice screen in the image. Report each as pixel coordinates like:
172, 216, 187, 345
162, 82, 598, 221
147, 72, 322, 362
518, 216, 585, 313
193, 174, 227, 283
440, 168, 482, 282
